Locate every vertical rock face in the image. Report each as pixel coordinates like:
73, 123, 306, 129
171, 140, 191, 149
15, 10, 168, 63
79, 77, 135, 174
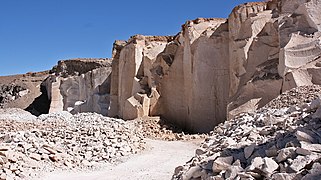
110, 19, 230, 132
160, 18, 230, 132
228, 2, 269, 97
109, 0, 321, 133
278, 0, 321, 91
108, 40, 127, 117
109, 35, 172, 120
227, 2, 283, 118
46, 59, 112, 115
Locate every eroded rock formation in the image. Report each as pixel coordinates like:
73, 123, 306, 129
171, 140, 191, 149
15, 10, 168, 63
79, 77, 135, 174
46, 58, 112, 115
109, 0, 321, 133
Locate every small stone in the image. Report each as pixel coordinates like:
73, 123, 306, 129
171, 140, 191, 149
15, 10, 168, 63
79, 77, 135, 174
182, 166, 202, 180
238, 172, 257, 179
263, 157, 278, 175
248, 157, 264, 171
42, 154, 49, 160
43, 145, 58, 154
174, 166, 184, 175
309, 98, 321, 110
290, 155, 318, 172
295, 130, 315, 143
212, 156, 233, 173
9, 164, 18, 172
21, 144, 32, 151
265, 146, 278, 157
49, 155, 60, 162
296, 147, 312, 156
0, 157, 4, 165
309, 162, 321, 175
271, 173, 297, 180
276, 147, 296, 162
3, 168, 12, 175
195, 148, 206, 155
301, 141, 321, 152
29, 153, 41, 161
312, 107, 321, 119
0, 173, 6, 180
7, 151, 18, 163
225, 165, 244, 179
81, 160, 91, 167
64, 160, 73, 168
244, 144, 255, 159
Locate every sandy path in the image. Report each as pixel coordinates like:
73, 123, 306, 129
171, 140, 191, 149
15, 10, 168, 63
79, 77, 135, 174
42, 139, 201, 180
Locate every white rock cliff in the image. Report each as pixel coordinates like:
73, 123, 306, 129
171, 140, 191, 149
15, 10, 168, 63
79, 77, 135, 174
109, 0, 321, 133
42, 0, 321, 133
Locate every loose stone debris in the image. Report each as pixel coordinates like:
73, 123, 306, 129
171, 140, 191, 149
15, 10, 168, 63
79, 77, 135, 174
132, 116, 207, 141
0, 109, 204, 180
173, 86, 321, 179
0, 111, 145, 180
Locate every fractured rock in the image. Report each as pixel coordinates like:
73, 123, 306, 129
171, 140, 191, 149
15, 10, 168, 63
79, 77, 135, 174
212, 156, 233, 173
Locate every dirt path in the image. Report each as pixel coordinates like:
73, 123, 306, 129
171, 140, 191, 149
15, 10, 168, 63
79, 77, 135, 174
42, 139, 201, 180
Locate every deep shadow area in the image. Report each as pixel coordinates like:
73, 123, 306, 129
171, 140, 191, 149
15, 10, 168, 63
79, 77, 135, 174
25, 84, 50, 116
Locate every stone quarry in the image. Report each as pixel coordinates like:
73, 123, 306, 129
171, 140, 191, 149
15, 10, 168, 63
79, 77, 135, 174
2, 0, 319, 134
45, 58, 112, 115
0, 0, 321, 179
107, 0, 321, 133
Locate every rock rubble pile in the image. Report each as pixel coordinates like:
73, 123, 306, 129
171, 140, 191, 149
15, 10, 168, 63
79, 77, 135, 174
173, 86, 321, 180
0, 111, 145, 180
132, 117, 206, 141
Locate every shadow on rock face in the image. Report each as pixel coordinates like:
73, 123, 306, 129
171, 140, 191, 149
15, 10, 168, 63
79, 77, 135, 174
25, 85, 50, 116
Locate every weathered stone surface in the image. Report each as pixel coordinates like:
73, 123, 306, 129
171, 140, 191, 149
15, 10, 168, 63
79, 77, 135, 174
272, 173, 297, 180
110, 19, 229, 132
276, 147, 296, 162
29, 153, 41, 161
225, 165, 244, 179
108, 0, 321, 133
290, 155, 318, 172
244, 144, 255, 159
46, 60, 112, 115
262, 157, 278, 175
212, 156, 233, 173
53, 58, 111, 77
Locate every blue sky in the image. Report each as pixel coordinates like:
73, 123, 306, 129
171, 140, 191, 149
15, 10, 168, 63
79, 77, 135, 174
0, 0, 255, 76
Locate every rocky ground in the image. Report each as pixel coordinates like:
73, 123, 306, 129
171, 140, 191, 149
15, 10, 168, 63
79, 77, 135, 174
42, 139, 201, 180
133, 116, 206, 141
0, 110, 145, 180
173, 85, 321, 179
0, 108, 205, 180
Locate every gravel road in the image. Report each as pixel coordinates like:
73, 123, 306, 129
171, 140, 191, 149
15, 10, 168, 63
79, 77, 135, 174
42, 139, 201, 180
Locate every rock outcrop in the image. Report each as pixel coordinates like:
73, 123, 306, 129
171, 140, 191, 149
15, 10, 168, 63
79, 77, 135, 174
109, 20, 230, 133
45, 58, 112, 115
52, 58, 111, 77
0, 71, 50, 116
109, 0, 321, 133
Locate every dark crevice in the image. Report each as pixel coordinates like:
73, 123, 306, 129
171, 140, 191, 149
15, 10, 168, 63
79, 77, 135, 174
25, 84, 50, 116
